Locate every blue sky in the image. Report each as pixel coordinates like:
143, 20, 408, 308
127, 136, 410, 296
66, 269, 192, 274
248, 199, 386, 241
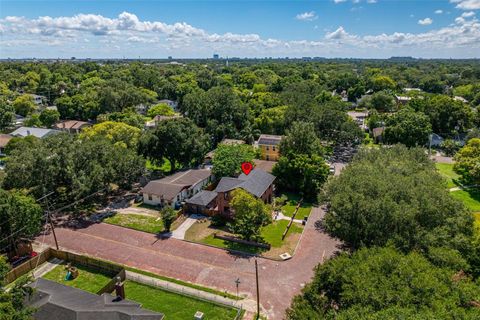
1, 0, 479, 58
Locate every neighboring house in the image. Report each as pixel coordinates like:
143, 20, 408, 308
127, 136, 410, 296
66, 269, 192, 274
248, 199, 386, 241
10, 126, 60, 139
404, 88, 422, 92
395, 95, 412, 105
28, 278, 164, 320
145, 114, 182, 129
430, 133, 445, 147
0, 134, 12, 156
15, 114, 26, 127
256, 134, 283, 161
372, 127, 385, 143
54, 120, 91, 134
185, 168, 275, 216
158, 99, 178, 111
142, 169, 212, 208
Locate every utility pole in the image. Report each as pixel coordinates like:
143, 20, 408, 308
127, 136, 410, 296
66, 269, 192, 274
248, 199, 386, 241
42, 192, 59, 250
255, 259, 260, 319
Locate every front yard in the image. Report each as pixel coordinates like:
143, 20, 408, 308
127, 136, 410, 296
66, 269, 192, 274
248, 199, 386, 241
185, 218, 304, 259
450, 188, 480, 213
42, 262, 116, 294
124, 281, 239, 320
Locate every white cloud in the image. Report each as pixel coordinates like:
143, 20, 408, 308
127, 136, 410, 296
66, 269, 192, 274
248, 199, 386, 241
451, 0, 480, 10
367, 0, 377, 3
462, 11, 476, 17
1, 11, 479, 59
333, 0, 348, 3
418, 17, 433, 25
295, 11, 318, 21
435, 10, 443, 14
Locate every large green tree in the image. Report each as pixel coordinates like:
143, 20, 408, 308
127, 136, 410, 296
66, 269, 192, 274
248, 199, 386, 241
279, 121, 324, 157
384, 107, 432, 147
13, 95, 36, 117
80, 121, 141, 149
324, 145, 473, 252
287, 247, 480, 320
228, 189, 272, 241
139, 118, 209, 172
454, 138, 480, 186
0, 99, 15, 131
0, 189, 43, 253
212, 144, 255, 178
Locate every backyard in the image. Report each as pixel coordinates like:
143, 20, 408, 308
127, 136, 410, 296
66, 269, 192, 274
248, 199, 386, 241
450, 189, 480, 213
42, 262, 116, 294
185, 218, 304, 259
124, 281, 239, 320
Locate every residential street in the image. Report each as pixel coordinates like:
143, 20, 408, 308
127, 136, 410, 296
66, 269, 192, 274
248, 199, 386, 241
36, 206, 340, 319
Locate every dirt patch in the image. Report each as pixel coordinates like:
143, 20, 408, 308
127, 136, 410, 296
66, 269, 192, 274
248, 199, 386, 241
184, 220, 217, 241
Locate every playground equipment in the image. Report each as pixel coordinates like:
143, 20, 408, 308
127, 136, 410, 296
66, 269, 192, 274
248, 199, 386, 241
64, 263, 79, 281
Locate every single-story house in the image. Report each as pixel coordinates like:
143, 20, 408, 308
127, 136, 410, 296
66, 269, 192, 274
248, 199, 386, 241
185, 168, 275, 216
158, 99, 178, 111
372, 127, 385, 143
404, 88, 422, 92
145, 114, 182, 129
454, 96, 469, 104
54, 120, 91, 134
28, 278, 164, 320
10, 126, 60, 139
0, 134, 12, 156
142, 169, 212, 208
30, 94, 46, 106
15, 114, 26, 127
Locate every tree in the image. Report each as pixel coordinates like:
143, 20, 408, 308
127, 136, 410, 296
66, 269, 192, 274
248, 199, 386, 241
254, 105, 287, 135
39, 109, 60, 128
161, 207, 177, 232
0, 256, 35, 320
287, 247, 480, 320
383, 108, 432, 147
273, 154, 329, 201
454, 138, 480, 185
80, 121, 141, 149
323, 145, 473, 253
13, 95, 36, 116
370, 75, 396, 91
212, 144, 255, 178
147, 103, 175, 118
23, 114, 42, 127
441, 139, 462, 157
360, 91, 396, 112
139, 118, 209, 172
3, 134, 145, 207
0, 189, 43, 253
97, 111, 146, 129
228, 189, 272, 241
0, 100, 15, 131
279, 121, 323, 157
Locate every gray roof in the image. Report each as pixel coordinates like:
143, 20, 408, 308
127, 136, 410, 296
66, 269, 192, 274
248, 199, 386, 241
257, 134, 282, 146
142, 169, 211, 201
10, 127, 60, 139
214, 169, 275, 198
185, 190, 218, 206
28, 278, 163, 320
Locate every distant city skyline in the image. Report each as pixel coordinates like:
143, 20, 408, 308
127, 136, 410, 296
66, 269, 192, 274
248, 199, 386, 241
1, 0, 479, 59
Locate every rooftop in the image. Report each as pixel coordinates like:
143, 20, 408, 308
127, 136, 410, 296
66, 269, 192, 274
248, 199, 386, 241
142, 169, 212, 201
0, 134, 12, 148
28, 278, 164, 320
215, 168, 275, 198
257, 134, 283, 146
54, 120, 90, 130
10, 127, 60, 139
185, 190, 218, 206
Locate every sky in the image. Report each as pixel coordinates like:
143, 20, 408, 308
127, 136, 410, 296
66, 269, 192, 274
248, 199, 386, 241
0, 0, 479, 59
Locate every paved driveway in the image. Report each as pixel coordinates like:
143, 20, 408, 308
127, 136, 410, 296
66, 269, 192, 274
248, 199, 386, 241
37, 207, 340, 319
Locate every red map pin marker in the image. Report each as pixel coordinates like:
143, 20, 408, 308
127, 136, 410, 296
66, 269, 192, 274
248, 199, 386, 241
241, 162, 253, 175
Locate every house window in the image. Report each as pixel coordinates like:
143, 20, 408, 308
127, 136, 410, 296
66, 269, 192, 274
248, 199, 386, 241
224, 193, 228, 200
266, 146, 269, 151
272, 146, 276, 152
148, 194, 152, 201
266, 155, 270, 161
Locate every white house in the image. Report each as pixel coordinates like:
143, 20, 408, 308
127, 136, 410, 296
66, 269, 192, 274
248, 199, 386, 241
141, 169, 212, 208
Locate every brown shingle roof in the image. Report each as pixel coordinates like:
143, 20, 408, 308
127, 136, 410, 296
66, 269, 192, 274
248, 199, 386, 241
142, 169, 212, 201
0, 134, 12, 148
54, 120, 90, 130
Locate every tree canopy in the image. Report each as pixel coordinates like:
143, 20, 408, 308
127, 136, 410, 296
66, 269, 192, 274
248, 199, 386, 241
212, 144, 255, 178
384, 107, 432, 147
454, 138, 480, 186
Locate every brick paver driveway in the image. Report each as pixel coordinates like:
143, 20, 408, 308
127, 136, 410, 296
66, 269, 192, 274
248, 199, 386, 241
37, 207, 340, 319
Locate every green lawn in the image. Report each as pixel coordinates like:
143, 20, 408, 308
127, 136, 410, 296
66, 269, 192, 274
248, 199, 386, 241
281, 193, 312, 220
450, 189, 480, 212
436, 163, 462, 189
104, 213, 164, 234
201, 220, 303, 253
42, 263, 115, 294
124, 281, 239, 320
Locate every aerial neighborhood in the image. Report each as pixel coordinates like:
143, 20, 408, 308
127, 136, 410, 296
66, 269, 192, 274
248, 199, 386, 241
1, 2, 480, 319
